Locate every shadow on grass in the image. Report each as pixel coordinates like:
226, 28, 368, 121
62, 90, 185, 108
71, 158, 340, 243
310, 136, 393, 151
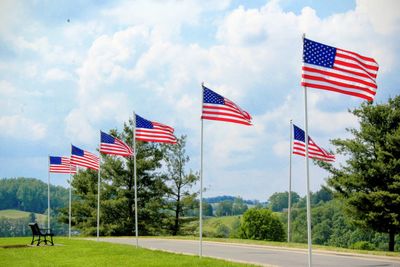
0, 244, 29, 249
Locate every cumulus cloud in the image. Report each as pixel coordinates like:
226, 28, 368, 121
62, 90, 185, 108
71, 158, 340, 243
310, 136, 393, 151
0, 115, 46, 140
44, 68, 73, 81
2, 0, 399, 197
0, 80, 15, 95
355, 0, 400, 35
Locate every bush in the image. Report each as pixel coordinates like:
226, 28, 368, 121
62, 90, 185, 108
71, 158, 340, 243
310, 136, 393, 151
215, 223, 230, 238
239, 208, 285, 241
351, 241, 375, 250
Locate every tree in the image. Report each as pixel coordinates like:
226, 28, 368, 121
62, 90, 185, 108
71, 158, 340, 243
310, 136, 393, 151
311, 186, 333, 205
239, 208, 284, 241
215, 200, 233, 216
64, 120, 169, 236
160, 135, 199, 236
318, 96, 400, 251
232, 197, 248, 215
268, 191, 300, 212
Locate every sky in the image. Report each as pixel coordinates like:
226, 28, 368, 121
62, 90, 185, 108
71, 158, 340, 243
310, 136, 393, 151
0, 0, 399, 201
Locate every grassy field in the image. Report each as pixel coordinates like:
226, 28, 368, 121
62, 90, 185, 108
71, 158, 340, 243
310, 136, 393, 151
182, 215, 241, 237
0, 237, 258, 267
0, 209, 47, 223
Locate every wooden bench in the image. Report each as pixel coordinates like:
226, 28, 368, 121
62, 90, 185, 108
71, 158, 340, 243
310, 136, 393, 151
28, 223, 54, 246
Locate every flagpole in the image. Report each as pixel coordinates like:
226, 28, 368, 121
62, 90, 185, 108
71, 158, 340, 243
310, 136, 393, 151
199, 83, 204, 257
97, 132, 101, 241
303, 33, 313, 267
288, 120, 292, 243
47, 156, 51, 229
133, 111, 138, 248
68, 163, 72, 239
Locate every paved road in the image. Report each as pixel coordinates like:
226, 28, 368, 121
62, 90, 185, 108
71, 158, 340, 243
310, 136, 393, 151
95, 237, 400, 267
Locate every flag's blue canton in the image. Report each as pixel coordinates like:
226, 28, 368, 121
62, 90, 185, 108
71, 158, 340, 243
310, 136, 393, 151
293, 125, 305, 142
303, 38, 336, 68
50, 156, 62, 164
72, 145, 84, 156
203, 87, 225, 105
101, 131, 115, 144
136, 115, 154, 129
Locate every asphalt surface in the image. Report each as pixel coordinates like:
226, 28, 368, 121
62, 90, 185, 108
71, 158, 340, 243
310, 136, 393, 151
93, 237, 400, 267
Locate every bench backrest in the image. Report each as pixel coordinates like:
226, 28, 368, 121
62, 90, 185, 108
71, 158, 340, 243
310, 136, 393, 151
29, 223, 41, 235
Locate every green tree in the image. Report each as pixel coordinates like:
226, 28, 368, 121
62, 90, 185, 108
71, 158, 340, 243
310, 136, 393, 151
215, 200, 233, 216
28, 212, 36, 223
240, 208, 285, 241
318, 96, 400, 251
268, 191, 300, 212
160, 135, 199, 236
65, 121, 168, 236
232, 197, 248, 215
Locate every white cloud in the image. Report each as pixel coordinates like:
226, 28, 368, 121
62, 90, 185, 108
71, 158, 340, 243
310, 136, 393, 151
44, 68, 73, 81
0, 80, 15, 95
355, 0, 400, 35
0, 115, 46, 140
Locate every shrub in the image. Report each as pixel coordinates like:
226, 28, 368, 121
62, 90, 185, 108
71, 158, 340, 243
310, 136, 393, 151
351, 241, 374, 250
239, 208, 285, 241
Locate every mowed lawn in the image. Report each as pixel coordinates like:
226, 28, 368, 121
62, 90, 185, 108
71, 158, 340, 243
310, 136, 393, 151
0, 237, 258, 267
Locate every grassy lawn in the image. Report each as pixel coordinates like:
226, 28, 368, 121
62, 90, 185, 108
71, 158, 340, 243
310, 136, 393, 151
0, 237, 258, 267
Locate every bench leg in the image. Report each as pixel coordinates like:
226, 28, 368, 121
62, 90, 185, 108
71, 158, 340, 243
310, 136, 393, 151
31, 236, 35, 245
49, 235, 54, 246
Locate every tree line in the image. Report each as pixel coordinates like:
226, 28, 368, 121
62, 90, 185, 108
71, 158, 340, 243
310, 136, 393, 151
0, 177, 69, 213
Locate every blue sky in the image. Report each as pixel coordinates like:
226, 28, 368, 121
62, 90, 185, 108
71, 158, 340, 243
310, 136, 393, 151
1, 0, 399, 200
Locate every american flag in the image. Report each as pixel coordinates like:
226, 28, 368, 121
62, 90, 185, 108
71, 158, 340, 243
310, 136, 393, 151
49, 156, 77, 174
135, 114, 177, 144
201, 85, 252, 126
293, 124, 335, 162
100, 131, 133, 157
301, 38, 379, 101
71, 145, 100, 170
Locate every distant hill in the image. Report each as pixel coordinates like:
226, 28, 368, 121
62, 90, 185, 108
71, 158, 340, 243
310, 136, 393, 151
204, 195, 263, 205
0, 209, 46, 224
0, 177, 69, 213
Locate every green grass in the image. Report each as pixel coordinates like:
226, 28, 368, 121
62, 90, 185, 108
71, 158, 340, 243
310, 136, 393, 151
0, 237, 258, 267
0, 210, 47, 223
202, 216, 240, 232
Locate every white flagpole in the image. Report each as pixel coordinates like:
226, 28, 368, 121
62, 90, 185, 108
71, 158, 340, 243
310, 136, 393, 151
303, 33, 313, 267
199, 83, 204, 257
97, 132, 101, 241
133, 111, 138, 247
47, 156, 51, 229
68, 161, 72, 239
288, 120, 292, 243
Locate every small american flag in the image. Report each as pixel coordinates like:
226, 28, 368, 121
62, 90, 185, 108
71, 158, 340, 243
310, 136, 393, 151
49, 156, 77, 174
135, 114, 177, 144
202, 85, 252, 126
293, 124, 335, 162
301, 38, 379, 101
100, 131, 133, 157
71, 145, 100, 170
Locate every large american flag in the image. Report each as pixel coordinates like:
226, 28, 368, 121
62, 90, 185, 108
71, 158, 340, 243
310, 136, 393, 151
135, 114, 177, 144
49, 156, 77, 174
201, 85, 252, 126
71, 145, 100, 170
301, 38, 379, 101
100, 131, 133, 157
293, 124, 335, 162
